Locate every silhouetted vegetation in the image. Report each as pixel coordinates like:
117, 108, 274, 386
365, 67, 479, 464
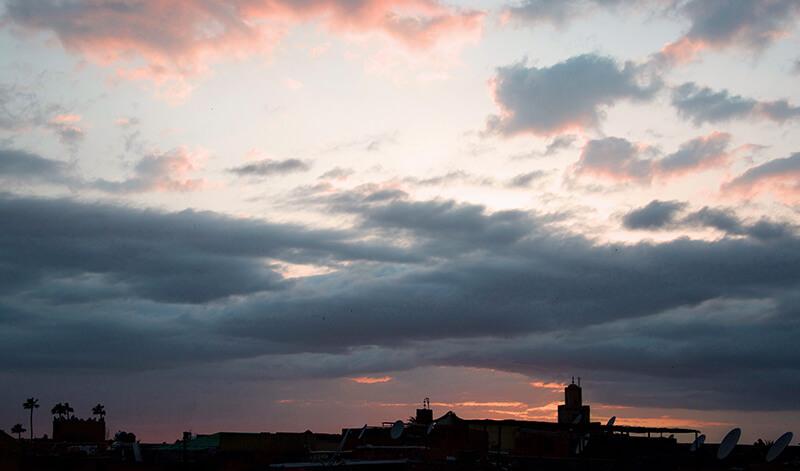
11, 423, 25, 440
22, 397, 39, 440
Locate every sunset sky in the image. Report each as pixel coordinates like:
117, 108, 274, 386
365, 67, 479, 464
2, 0, 800, 445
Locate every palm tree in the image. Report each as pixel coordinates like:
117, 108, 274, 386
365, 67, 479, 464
64, 402, 74, 420
51, 403, 65, 420
91, 404, 106, 421
11, 423, 26, 440
23, 397, 39, 440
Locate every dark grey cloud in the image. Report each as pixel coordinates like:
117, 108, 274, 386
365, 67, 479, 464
2, 193, 800, 414
486, 54, 660, 136
0, 148, 70, 180
544, 134, 577, 156
0, 193, 413, 304
672, 82, 800, 125
679, 0, 800, 51
319, 167, 355, 180
505, 0, 670, 26
506, 170, 549, 188
622, 200, 687, 229
624, 201, 796, 241
229, 158, 310, 177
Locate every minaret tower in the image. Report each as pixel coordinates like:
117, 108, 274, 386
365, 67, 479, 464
557, 377, 590, 425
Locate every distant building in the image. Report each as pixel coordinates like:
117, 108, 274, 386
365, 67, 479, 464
558, 378, 590, 425
53, 418, 105, 443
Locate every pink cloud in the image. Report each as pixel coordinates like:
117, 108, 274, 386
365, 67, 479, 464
6, 0, 483, 102
92, 146, 215, 193
49, 114, 81, 124
47, 114, 85, 144
657, 37, 708, 64
720, 152, 800, 204
573, 132, 731, 184
348, 376, 394, 384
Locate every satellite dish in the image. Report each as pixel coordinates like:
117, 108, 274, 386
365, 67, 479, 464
390, 420, 404, 439
766, 431, 793, 462
572, 414, 583, 424
606, 416, 615, 427
357, 424, 367, 440
575, 433, 590, 454
668, 434, 674, 440
717, 428, 741, 460
426, 422, 435, 435
690, 434, 706, 452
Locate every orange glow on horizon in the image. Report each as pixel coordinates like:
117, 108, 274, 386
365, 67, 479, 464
348, 376, 394, 384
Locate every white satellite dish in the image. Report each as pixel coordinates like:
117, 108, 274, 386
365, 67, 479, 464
427, 422, 435, 435
690, 434, 706, 452
575, 433, 590, 454
357, 424, 367, 440
606, 416, 615, 427
572, 414, 583, 424
717, 428, 741, 460
390, 420, 404, 439
766, 431, 793, 462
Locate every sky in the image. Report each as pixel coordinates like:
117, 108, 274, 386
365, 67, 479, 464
1, 0, 799, 446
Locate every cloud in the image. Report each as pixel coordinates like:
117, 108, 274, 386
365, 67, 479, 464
621, 201, 797, 241
91, 146, 212, 193
672, 82, 800, 125
720, 152, 800, 204
622, 200, 688, 229
506, 170, 550, 188
2, 193, 800, 413
4, 0, 484, 102
657, 0, 800, 63
573, 132, 730, 183
544, 135, 577, 156
0, 149, 71, 182
503, 0, 664, 26
348, 376, 393, 384
229, 158, 310, 177
684, 207, 794, 241
47, 114, 85, 145
486, 54, 660, 136
319, 167, 355, 181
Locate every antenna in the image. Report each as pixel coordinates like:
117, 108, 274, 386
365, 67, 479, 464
766, 432, 792, 462
423, 397, 430, 410
390, 420, 404, 440
328, 428, 351, 465
717, 428, 740, 460
577, 377, 581, 387
690, 434, 705, 452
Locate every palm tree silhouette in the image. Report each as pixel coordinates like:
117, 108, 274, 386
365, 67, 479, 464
51, 403, 65, 420
23, 398, 39, 440
92, 404, 106, 421
64, 402, 74, 420
11, 423, 26, 440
